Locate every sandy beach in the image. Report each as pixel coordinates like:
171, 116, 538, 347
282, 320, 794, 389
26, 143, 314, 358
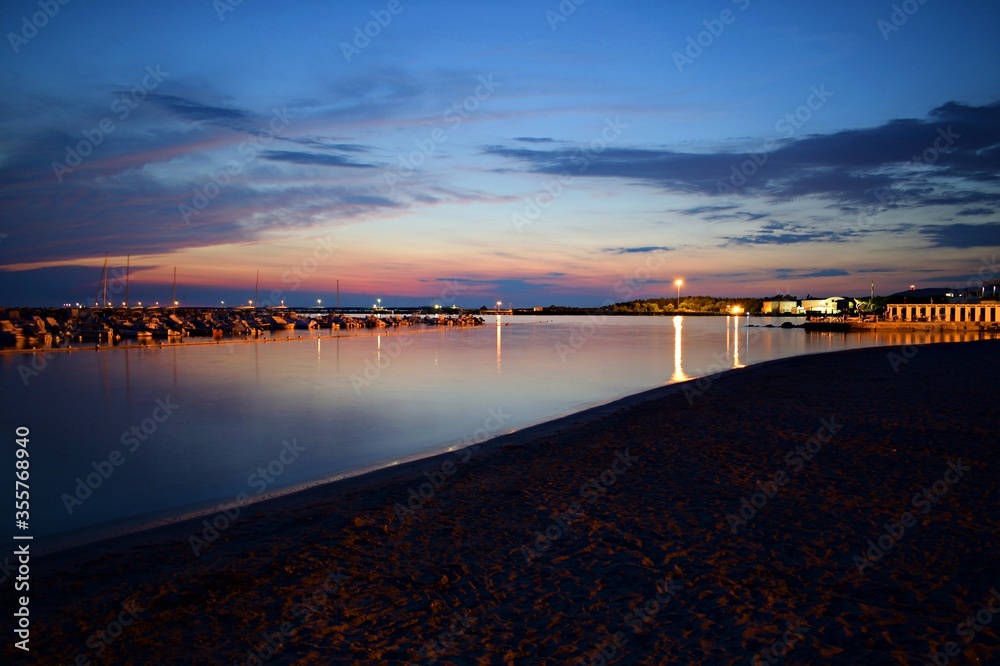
6, 340, 999, 665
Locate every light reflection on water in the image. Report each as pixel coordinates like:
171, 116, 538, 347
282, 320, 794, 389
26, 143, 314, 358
0, 315, 986, 549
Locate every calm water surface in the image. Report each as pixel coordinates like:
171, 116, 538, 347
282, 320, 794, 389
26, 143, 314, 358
0, 315, 981, 550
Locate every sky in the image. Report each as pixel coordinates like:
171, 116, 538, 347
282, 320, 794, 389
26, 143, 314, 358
1, 0, 999, 307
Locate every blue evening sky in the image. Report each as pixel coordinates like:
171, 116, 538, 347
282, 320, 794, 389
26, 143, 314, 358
1, 0, 998, 306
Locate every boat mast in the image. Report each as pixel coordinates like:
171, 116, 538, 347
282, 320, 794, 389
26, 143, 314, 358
254, 271, 260, 309
96, 252, 109, 307
124, 255, 130, 309
171, 267, 177, 309
102, 252, 109, 307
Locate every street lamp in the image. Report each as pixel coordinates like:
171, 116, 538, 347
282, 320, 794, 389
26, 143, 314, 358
675, 279, 683, 310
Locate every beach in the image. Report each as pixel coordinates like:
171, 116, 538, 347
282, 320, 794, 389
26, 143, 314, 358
7, 340, 999, 665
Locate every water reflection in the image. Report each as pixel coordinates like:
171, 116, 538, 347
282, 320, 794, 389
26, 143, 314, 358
733, 315, 745, 368
496, 318, 502, 373
671, 315, 688, 382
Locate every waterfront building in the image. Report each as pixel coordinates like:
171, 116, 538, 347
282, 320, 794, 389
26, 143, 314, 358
886, 302, 1000, 323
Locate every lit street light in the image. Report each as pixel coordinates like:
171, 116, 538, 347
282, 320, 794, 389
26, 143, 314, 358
675, 279, 683, 310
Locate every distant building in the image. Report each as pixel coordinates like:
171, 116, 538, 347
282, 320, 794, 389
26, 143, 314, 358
800, 297, 847, 315
762, 300, 799, 314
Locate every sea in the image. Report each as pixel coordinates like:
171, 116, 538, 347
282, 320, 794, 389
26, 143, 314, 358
0, 314, 981, 552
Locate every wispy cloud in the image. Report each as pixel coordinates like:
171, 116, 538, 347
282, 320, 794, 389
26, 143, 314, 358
603, 246, 673, 254
955, 207, 995, 217
918, 222, 1000, 248
147, 94, 253, 131
260, 150, 379, 168
488, 100, 1000, 209
774, 268, 850, 279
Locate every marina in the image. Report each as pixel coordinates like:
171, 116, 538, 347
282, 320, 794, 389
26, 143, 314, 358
0, 306, 486, 351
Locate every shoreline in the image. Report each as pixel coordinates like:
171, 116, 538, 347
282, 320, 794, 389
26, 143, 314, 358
27, 336, 992, 559
12, 340, 1000, 664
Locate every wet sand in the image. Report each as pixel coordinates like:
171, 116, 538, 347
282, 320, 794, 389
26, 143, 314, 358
7, 341, 1000, 664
